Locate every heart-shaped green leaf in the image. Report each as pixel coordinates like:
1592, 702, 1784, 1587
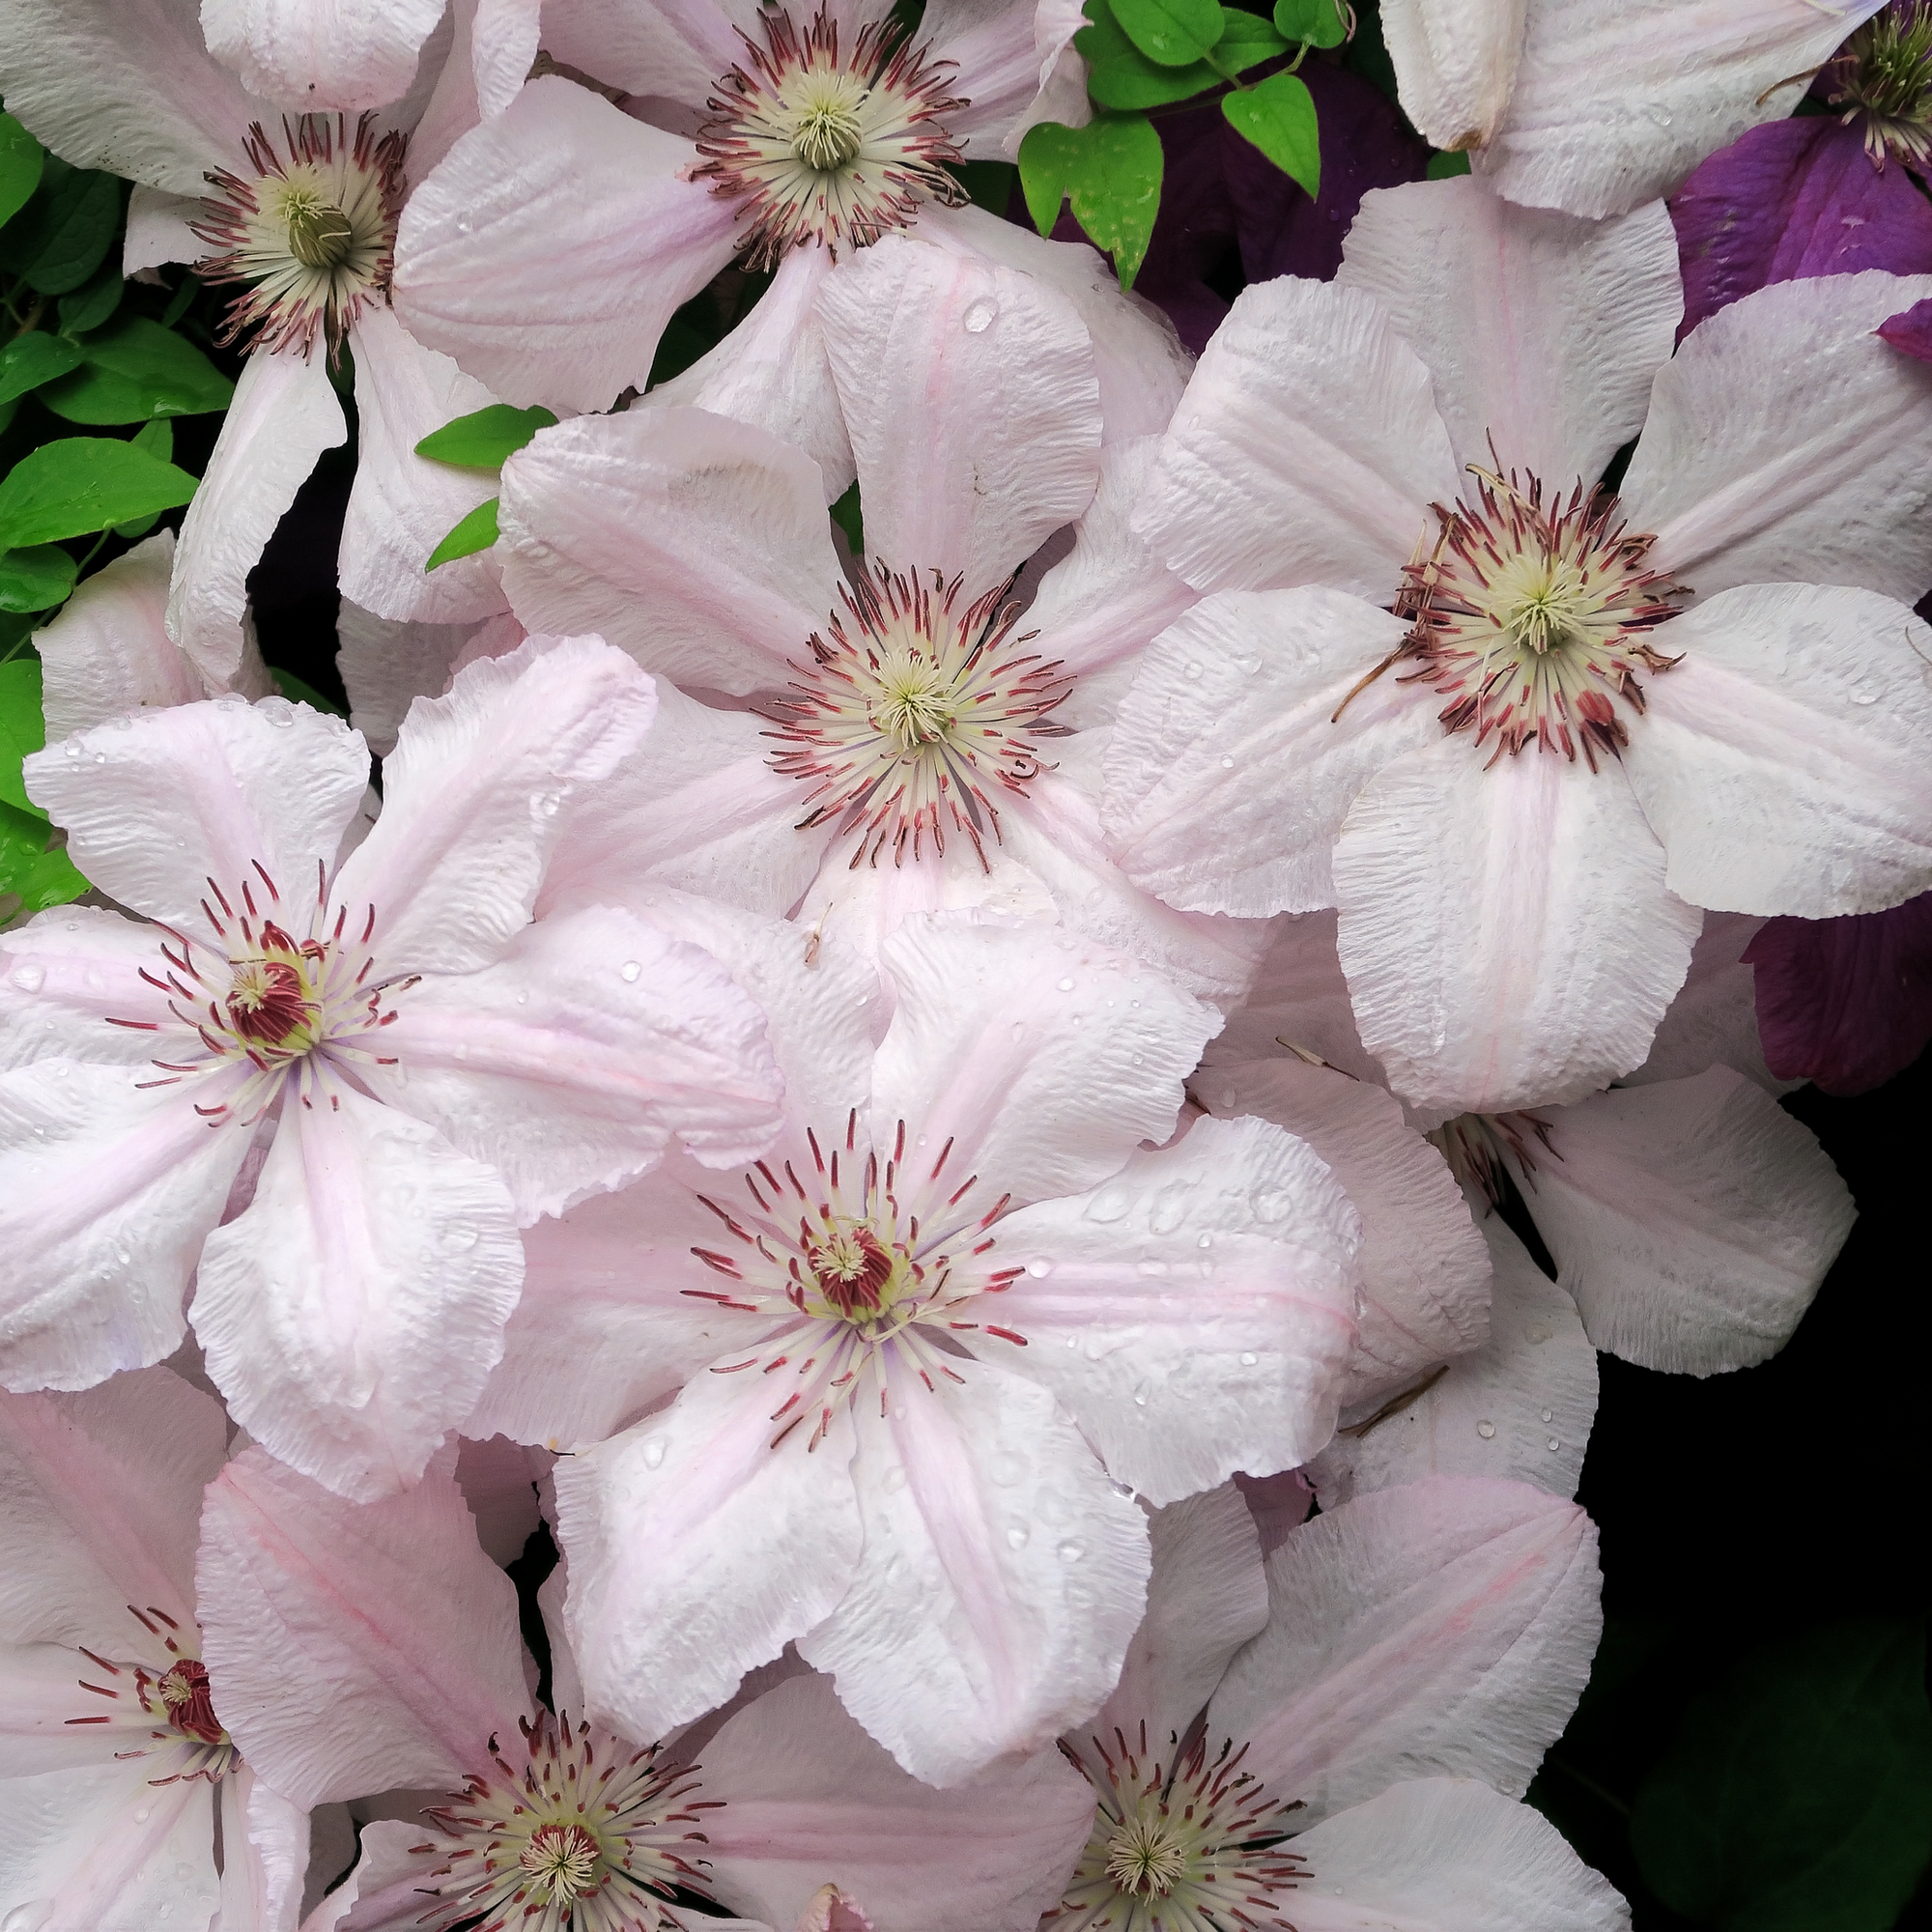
39, 316, 234, 424
1222, 69, 1321, 197
1106, 0, 1224, 66
1018, 115, 1165, 290
1273, 0, 1347, 47
0, 545, 79, 615
0, 331, 85, 408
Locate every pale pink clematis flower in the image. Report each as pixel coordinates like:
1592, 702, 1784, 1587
0, 1368, 313, 1932
465, 896, 1363, 1786
499, 237, 1253, 998
0, 0, 536, 687
1106, 177, 1932, 1121
1042, 1477, 1622, 1931
1379, 0, 1886, 217
390, 0, 1179, 483
195, 1438, 1094, 1932
1197, 911, 1856, 1378
0, 638, 783, 1500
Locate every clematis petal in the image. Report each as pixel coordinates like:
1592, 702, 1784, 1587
820, 237, 1100, 596
358, 904, 783, 1219
1336, 179, 1680, 488
0, 1367, 224, 1651
1307, 1214, 1596, 1507
922, 0, 1060, 151
0, 0, 268, 193
1197, 1059, 1492, 1409
639, 244, 855, 504
1287, 1777, 1630, 1932
700, 1671, 1094, 1932
333, 602, 484, 758
0, 1758, 216, 1932
1201, 909, 1385, 1082
392, 77, 742, 412
868, 913, 1216, 1210
1625, 582, 1932, 920
554, 1367, 864, 1747
1131, 277, 1457, 600
196, 1442, 533, 1804
988, 1114, 1361, 1505
2, 1638, 180, 1773
166, 347, 349, 689
918, 204, 1191, 443
329, 634, 657, 980
336, 307, 508, 627
291, 1818, 430, 1932
1101, 586, 1435, 918
1207, 1476, 1601, 1822
1018, 436, 1197, 693
217, 1766, 309, 1932
123, 184, 205, 275
0, 1065, 251, 1397
1624, 269, 1932, 605
1333, 741, 1702, 1118
1083, 1484, 1270, 1754
33, 532, 209, 740
498, 407, 844, 695
1471, 0, 1885, 221
1523, 1065, 1854, 1375
1378, 0, 1525, 153
538, 0, 750, 109
534, 681, 823, 922
462, 1163, 761, 1448
191, 1085, 524, 1501
200, 0, 447, 110
1625, 909, 1788, 1094
797, 1356, 1150, 1787
0, 906, 185, 1068
26, 701, 368, 951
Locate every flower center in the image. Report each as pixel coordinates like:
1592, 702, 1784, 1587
1430, 1109, 1558, 1206
694, 6, 969, 268
193, 112, 405, 357
67, 1606, 239, 1784
1830, 1, 1932, 167
1050, 1723, 1308, 1931
1361, 463, 1686, 771
416, 1713, 716, 1932
105, 854, 408, 1125
766, 563, 1071, 870
685, 1113, 1030, 1447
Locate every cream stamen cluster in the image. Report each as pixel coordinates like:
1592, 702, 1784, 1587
67, 1605, 238, 1786
766, 562, 1071, 870
1366, 464, 1686, 770
193, 112, 405, 357
105, 852, 408, 1124
1047, 1720, 1308, 1930
694, 7, 969, 269
1829, 0, 1932, 169
413, 1712, 719, 1932
685, 1110, 1029, 1449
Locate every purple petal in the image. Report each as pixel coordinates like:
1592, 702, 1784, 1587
1224, 58, 1431, 286
1744, 892, 1932, 1094
1670, 116, 1932, 339
1878, 293, 1932, 360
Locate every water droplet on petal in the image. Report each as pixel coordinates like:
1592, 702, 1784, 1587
1056, 976, 1075, 992
1525, 1323, 1552, 1344
619, 960, 642, 982
1007, 1524, 1030, 1549
1540, 1407, 1553, 1423
1238, 1350, 1258, 1366
1849, 678, 1881, 705
1057, 1538, 1085, 1562
962, 298, 997, 332
1548, 1435, 1562, 1452
1475, 1419, 1496, 1439
1197, 1233, 1213, 1249
441, 1224, 479, 1254
640, 1435, 668, 1470
10, 963, 44, 992
1026, 1257, 1051, 1276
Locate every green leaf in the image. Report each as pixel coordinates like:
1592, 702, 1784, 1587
0, 111, 45, 229
1019, 116, 1164, 289
0, 156, 121, 296
0, 657, 53, 814
270, 668, 347, 716
0, 331, 85, 408
1427, 150, 1472, 179
39, 315, 235, 424
1076, 0, 1218, 107
108, 420, 176, 539
1272, 0, 1347, 46
414, 403, 558, 471
831, 481, 864, 555
426, 497, 500, 570
0, 545, 78, 615
952, 158, 1018, 214
159, 273, 200, 329
1631, 1619, 1932, 1932
1106, 0, 1224, 65
57, 256, 124, 335
1213, 9, 1293, 71
1223, 69, 1321, 197
0, 437, 199, 550
0, 800, 90, 918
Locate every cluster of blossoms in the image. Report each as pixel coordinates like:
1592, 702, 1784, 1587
2, 0, 1928, 1927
